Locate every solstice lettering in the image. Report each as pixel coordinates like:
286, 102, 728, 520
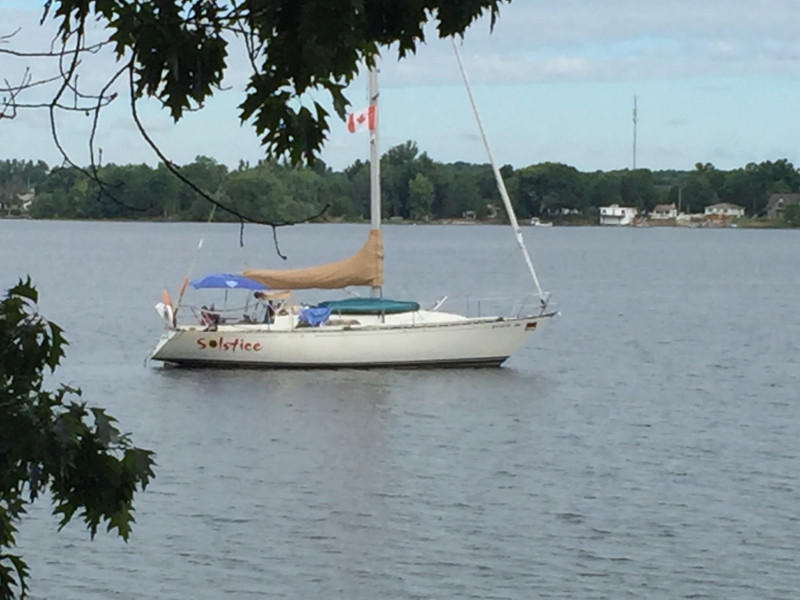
196, 337, 262, 352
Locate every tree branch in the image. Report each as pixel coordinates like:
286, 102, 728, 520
127, 62, 328, 258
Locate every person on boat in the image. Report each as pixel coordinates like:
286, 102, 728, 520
254, 291, 275, 324
199, 305, 222, 330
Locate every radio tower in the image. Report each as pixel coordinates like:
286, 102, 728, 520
632, 95, 638, 170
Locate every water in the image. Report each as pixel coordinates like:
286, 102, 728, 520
2, 221, 798, 599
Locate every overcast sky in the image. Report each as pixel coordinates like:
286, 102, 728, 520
2, 1, 799, 172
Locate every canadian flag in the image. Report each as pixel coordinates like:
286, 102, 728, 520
346, 105, 376, 133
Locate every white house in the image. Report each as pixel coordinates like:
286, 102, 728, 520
650, 203, 678, 220
704, 202, 744, 218
599, 204, 637, 225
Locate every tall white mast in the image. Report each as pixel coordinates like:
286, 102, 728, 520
368, 65, 381, 297
369, 67, 380, 232
632, 95, 638, 170
451, 39, 548, 310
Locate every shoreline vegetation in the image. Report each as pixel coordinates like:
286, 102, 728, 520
0, 214, 787, 229
1, 145, 799, 228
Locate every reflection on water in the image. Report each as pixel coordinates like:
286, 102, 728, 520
2, 221, 799, 599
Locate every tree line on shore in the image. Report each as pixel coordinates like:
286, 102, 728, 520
2, 143, 800, 225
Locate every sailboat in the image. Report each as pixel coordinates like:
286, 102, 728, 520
150, 48, 555, 368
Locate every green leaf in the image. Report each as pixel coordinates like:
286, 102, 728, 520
2, 280, 156, 595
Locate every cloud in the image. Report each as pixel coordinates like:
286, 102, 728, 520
385, 0, 800, 84
3, 1, 800, 172
542, 56, 588, 77
6, 2, 800, 91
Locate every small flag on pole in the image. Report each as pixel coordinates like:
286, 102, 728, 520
346, 105, 376, 133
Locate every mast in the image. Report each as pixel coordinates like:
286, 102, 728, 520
369, 67, 380, 231
450, 39, 548, 310
632, 95, 638, 170
368, 65, 381, 297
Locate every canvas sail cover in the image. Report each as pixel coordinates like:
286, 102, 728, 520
243, 229, 383, 290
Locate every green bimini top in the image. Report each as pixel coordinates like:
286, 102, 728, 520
318, 297, 421, 315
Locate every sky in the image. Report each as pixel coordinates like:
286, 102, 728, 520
1, 0, 800, 173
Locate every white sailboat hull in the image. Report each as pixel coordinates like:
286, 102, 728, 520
150, 64, 556, 370
151, 311, 554, 368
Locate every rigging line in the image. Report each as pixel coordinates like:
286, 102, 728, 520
450, 37, 548, 309
174, 204, 218, 320
125, 61, 330, 258
37, 27, 140, 212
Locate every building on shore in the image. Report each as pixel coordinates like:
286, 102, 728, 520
765, 194, 800, 219
599, 204, 637, 226
704, 202, 745, 218
651, 203, 678, 220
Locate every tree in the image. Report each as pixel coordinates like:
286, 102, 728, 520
381, 141, 420, 218
589, 172, 622, 210
173, 156, 229, 219
221, 167, 283, 221
0, 160, 48, 216
432, 162, 483, 218
516, 163, 587, 217
693, 162, 725, 198
408, 173, 434, 220
721, 168, 761, 217
783, 204, 800, 227
0, 280, 155, 600
4, 1, 507, 166
2, 1, 507, 234
681, 167, 717, 214
620, 169, 660, 213
344, 159, 371, 219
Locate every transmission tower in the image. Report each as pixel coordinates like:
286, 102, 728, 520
632, 95, 638, 170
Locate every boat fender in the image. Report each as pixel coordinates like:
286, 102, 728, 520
155, 302, 174, 328
160, 289, 177, 327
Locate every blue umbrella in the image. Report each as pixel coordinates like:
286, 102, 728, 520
190, 273, 267, 290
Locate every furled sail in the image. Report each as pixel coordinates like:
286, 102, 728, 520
243, 228, 383, 290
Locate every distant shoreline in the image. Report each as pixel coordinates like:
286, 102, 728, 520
0, 215, 794, 229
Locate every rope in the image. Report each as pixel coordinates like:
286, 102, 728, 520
173, 205, 216, 321
451, 38, 550, 311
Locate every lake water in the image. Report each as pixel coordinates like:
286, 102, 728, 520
2, 220, 798, 599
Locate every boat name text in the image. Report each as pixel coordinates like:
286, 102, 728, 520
196, 336, 262, 352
